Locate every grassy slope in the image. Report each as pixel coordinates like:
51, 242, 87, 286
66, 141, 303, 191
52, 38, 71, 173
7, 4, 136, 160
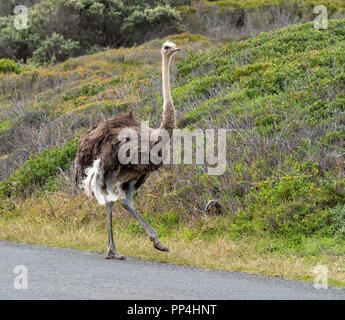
0, 20, 345, 285
0, 33, 221, 178
205, 0, 345, 11
180, 0, 345, 41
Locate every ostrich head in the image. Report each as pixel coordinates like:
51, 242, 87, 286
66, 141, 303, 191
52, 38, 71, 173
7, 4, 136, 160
161, 41, 180, 57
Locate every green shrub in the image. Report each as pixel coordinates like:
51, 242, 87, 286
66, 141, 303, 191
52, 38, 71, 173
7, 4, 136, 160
328, 205, 345, 238
0, 58, 21, 74
0, 0, 186, 64
232, 161, 345, 237
0, 138, 79, 197
121, 4, 184, 45
42, 176, 64, 193
0, 119, 14, 138
32, 33, 80, 64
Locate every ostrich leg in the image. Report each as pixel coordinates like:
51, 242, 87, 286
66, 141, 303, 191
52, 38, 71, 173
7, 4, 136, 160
122, 181, 168, 252
106, 201, 126, 260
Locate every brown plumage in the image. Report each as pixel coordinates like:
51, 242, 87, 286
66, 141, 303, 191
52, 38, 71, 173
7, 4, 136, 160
74, 110, 160, 193
73, 41, 180, 259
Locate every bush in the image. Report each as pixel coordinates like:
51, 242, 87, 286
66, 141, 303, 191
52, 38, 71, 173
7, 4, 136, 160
0, 119, 14, 138
328, 205, 345, 238
232, 161, 345, 237
32, 33, 80, 64
0, 138, 79, 197
0, 0, 187, 64
0, 58, 21, 74
121, 4, 184, 45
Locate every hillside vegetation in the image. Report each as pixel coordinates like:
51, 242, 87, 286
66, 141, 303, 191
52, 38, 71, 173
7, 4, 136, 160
1, 0, 344, 64
182, 0, 345, 40
0, 17, 344, 284
0, 0, 188, 63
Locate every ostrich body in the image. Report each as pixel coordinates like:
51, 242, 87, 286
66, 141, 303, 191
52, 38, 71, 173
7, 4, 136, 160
74, 41, 180, 259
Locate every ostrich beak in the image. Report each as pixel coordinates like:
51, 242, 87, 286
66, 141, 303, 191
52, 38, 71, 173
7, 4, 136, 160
172, 47, 180, 52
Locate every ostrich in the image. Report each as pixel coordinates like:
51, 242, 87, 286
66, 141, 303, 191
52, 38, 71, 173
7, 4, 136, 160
74, 41, 180, 259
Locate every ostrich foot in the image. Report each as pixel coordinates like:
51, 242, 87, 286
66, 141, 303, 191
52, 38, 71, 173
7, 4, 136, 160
106, 250, 126, 260
151, 237, 169, 252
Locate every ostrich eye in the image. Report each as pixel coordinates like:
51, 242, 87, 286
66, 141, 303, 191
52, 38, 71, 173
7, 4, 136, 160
164, 46, 171, 50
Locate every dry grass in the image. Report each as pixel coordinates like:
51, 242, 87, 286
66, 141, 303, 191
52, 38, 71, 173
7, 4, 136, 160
1, 193, 344, 287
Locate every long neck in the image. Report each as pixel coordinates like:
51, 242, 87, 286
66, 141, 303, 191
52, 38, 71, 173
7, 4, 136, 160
160, 54, 175, 135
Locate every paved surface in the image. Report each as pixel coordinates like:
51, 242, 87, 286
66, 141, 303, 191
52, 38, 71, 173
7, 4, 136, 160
0, 241, 344, 300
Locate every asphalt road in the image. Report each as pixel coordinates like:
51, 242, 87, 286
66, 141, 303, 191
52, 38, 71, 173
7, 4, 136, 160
0, 241, 344, 300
